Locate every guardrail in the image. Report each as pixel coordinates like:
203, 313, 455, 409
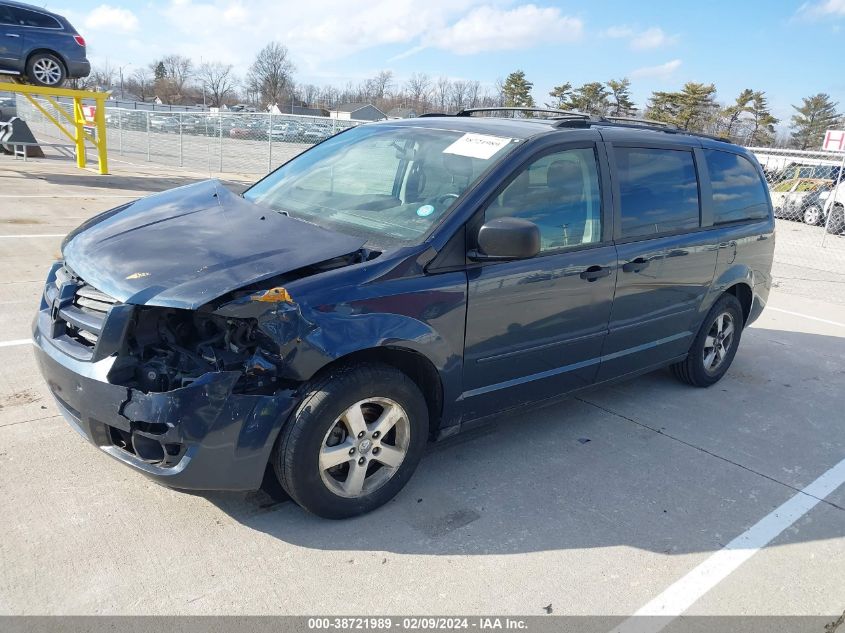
2, 81, 109, 174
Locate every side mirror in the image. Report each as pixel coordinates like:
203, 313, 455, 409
469, 217, 541, 261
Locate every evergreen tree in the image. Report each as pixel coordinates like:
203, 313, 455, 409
647, 82, 717, 132
502, 70, 535, 109
720, 88, 754, 137
748, 91, 778, 146
568, 82, 610, 115
546, 82, 573, 110
606, 78, 635, 117
790, 93, 841, 150
153, 61, 166, 81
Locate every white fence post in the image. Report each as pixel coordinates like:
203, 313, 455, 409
146, 111, 151, 162
268, 112, 273, 173
179, 112, 184, 168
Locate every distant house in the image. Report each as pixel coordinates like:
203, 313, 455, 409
329, 103, 386, 122
387, 107, 418, 119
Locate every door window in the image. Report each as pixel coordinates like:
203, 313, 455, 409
485, 147, 602, 251
615, 147, 700, 238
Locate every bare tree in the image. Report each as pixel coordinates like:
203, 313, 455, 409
159, 54, 193, 94
246, 42, 295, 108
89, 60, 116, 90
466, 80, 481, 109
365, 70, 394, 102
196, 61, 237, 107
127, 67, 153, 101
405, 72, 431, 108
451, 80, 469, 111
434, 76, 451, 112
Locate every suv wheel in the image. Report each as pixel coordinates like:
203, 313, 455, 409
26, 53, 66, 87
671, 294, 744, 388
274, 363, 428, 519
803, 205, 822, 226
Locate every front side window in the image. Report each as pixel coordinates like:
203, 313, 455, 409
485, 147, 602, 252
705, 150, 770, 224
245, 124, 517, 248
616, 147, 700, 238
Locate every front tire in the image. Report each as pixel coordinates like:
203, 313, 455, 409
26, 53, 66, 87
274, 363, 428, 519
672, 294, 744, 388
803, 205, 822, 226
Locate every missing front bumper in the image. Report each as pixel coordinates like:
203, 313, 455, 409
33, 328, 300, 491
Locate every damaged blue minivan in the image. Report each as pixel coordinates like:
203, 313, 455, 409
33, 109, 775, 518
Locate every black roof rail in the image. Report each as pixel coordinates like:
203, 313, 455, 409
548, 115, 734, 144
603, 115, 677, 129
456, 107, 590, 119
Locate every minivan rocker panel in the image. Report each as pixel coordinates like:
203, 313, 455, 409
33, 115, 775, 517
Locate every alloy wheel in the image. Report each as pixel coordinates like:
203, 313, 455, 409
803, 206, 821, 226
319, 397, 410, 498
703, 312, 735, 373
32, 58, 63, 86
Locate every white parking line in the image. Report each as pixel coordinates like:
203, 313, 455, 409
611, 456, 845, 633
767, 307, 845, 329
0, 339, 32, 348
0, 234, 65, 238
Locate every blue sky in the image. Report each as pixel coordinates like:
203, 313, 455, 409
48, 0, 844, 122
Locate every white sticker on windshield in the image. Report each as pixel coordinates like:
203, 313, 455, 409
443, 133, 512, 160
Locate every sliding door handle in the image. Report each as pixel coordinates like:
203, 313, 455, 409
579, 265, 612, 282
622, 258, 650, 273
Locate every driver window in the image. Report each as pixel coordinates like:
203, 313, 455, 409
486, 147, 602, 252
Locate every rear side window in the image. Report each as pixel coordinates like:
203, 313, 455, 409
705, 150, 770, 224
9, 7, 61, 28
615, 147, 700, 238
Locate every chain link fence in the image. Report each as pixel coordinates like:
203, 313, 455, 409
13, 96, 361, 174
10, 96, 845, 304
749, 147, 845, 304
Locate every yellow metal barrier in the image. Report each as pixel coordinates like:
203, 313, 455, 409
0, 81, 109, 174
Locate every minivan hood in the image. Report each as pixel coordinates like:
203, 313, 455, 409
62, 180, 366, 309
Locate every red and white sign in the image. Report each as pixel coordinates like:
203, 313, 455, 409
81, 105, 96, 122
823, 129, 845, 151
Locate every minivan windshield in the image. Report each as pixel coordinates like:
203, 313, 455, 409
244, 124, 517, 248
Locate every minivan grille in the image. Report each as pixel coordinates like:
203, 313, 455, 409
44, 265, 120, 350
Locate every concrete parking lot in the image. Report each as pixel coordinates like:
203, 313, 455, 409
1, 153, 844, 620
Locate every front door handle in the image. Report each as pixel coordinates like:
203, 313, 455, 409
5, 33, 20, 38
622, 258, 650, 273
579, 265, 612, 282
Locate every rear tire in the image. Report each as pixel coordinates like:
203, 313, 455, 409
672, 294, 744, 388
274, 363, 428, 519
826, 205, 845, 235
25, 53, 66, 87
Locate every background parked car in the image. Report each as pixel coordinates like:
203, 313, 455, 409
800, 184, 833, 226
771, 177, 832, 222
149, 114, 180, 134
0, 0, 90, 87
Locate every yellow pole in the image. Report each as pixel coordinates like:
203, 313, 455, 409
73, 97, 86, 169
93, 95, 108, 175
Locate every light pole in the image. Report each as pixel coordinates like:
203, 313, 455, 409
117, 64, 131, 100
